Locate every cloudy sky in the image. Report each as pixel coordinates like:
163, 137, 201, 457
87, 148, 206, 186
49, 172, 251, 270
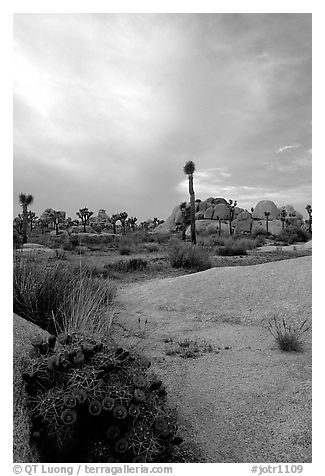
13, 13, 312, 221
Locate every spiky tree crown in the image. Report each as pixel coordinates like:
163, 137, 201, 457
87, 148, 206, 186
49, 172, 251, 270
183, 161, 195, 175
19, 193, 34, 206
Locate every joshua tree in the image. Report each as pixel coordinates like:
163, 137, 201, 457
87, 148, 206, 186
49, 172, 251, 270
280, 208, 287, 230
76, 207, 94, 233
152, 217, 160, 228
305, 204, 312, 233
126, 216, 138, 232
18, 193, 34, 244
52, 211, 65, 235
264, 211, 270, 234
27, 211, 38, 231
13, 214, 23, 235
215, 215, 222, 236
118, 212, 128, 234
227, 199, 237, 236
109, 214, 120, 234
183, 160, 196, 244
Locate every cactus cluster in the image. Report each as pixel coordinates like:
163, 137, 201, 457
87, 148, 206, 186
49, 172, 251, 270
23, 332, 182, 462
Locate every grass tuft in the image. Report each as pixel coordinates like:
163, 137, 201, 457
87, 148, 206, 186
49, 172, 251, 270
265, 316, 310, 352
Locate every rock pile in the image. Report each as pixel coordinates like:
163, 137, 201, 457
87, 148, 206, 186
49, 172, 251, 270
154, 198, 304, 236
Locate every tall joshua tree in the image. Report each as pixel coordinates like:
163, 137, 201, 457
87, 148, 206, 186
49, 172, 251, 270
76, 207, 93, 233
183, 160, 196, 244
305, 204, 312, 233
118, 212, 128, 234
280, 208, 287, 230
27, 211, 38, 231
264, 211, 270, 234
19, 193, 34, 244
109, 214, 120, 234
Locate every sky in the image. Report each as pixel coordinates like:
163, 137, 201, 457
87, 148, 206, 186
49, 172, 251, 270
13, 13, 312, 221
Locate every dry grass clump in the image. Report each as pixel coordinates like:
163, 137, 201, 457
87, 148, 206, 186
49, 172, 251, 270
13, 255, 115, 335
168, 238, 212, 271
217, 237, 257, 256
265, 316, 310, 352
23, 332, 182, 462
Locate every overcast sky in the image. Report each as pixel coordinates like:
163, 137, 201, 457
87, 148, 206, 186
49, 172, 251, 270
13, 13, 312, 221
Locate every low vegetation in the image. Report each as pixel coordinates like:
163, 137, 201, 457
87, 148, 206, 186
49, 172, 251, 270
265, 316, 310, 352
273, 226, 311, 244
217, 237, 257, 256
23, 332, 183, 462
13, 255, 115, 335
168, 238, 212, 271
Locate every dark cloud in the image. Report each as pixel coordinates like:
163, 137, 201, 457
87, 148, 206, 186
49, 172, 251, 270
13, 13, 311, 220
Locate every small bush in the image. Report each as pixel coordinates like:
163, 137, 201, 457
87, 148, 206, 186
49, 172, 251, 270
217, 237, 257, 256
13, 231, 23, 249
265, 316, 310, 352
168, 239, 211, 271
145, 243, 159, 253
119, 245, 132, 255
274, 227, 311, 244
105, 258, 148, 273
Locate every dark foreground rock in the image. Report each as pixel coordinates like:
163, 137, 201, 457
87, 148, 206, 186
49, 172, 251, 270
13, 314, 49, 462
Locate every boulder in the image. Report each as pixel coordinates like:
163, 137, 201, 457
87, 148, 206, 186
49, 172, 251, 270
268, 219, 283, 235
174, 207, 184, 225
195, 211, 204, 220
234, 211, 253, 234
213, 204, 230, 220
198, 201, 208, 212
213, 198, 228, 205
233, 206, 244, 217
280, 205, 303, 220
13, 314, 48, 462
98, 209, 109, 219
186, 220, 230, 236
206, 222, 219, 234
235, 219, 252, 234
204, 206, 214, 220
252, 200, 280, 220
251, 219, 282, 235
206, 197, 215, 203
236, 210, 252, 221
153, 205, 180, 234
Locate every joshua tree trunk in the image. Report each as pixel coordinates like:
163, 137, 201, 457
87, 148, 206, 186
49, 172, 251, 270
218, 217, 221, 236
188, 174, 196, 244
22, 204, 28, 244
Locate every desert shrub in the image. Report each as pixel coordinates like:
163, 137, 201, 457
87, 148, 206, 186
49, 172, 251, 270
168, 238, 211, 271
144, 243, 159, 253
105, 258, 148, 273
152, 233, 171, 244
13, 256, 115, 334
217, 237, 256, 256
119, 245, 132, 255
13, 230, 23, 249
22, 332, 182, 462
265, 316, 310, 352
274, 227, 311, 244
52, 249, 67, 260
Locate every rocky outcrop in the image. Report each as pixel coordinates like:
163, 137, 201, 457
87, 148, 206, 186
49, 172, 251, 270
13, 314, 49, 462
154, 197, 305, 236
97, 209, 109, 219
252, 200, 280, 220
213, 204, 230, 220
